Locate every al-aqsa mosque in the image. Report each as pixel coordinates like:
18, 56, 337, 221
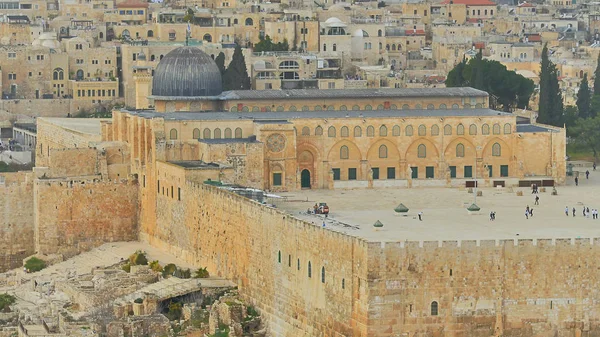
102, 45, 566, 192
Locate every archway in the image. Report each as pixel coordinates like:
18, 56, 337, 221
301, 169, 311, 188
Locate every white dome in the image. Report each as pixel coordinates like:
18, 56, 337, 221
33, 31, 60, 49
325, 17, 342, 24
352, 29, 368, 37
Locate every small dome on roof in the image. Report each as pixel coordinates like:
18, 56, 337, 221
352, 29, 369, 37
138, 51, 146, 61
325, 17, 342, 24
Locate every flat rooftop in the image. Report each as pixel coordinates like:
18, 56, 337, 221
39, 118, 107, 136
129, 108, 512, 121
275, 168, 597, 242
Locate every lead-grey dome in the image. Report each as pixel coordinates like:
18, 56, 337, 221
152, 47, 222, 97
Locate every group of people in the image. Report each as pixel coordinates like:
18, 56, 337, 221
565, 206, 599, 219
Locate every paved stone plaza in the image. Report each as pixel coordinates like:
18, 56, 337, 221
277, 166, 599, 242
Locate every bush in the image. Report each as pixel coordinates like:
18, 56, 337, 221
173, 268, 191, 279
166, 301, 182, 321
0, 294, 16, 312
246, 305, 258, 317
194, 267, 209, 279
24, 257, 46, 272
162, 264, 177, 278
149, 260, 163, 272
129, 251, 148, 266
122, 263, 131, 273
133, 298, 143, 304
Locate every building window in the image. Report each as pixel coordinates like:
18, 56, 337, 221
406, 125, 413, 136
315, 126, 323, 135
449, 166, 456, 178
279, 60, 299, 69
379, 125, 387, 136
193, 128, 201, 139
203, 128, 211, 139
372, 167, 379, 179
426, 166, 435, 178
431, 301, 439, 316
348, 168, 357, 180
178, 187, 181, 201
379, 145, 388, 158
273, 173, 282, 186
353, 105, 360, 110
297, 258, 300, 270
457, 124, 465, 135
431, 125, 439, 136
328, 126, 336, 137
169, 129, 177, 140
456, 143, 465, 157
444, 124, 452, 135
214, 128, 222, 139
354, 126, 362, 137
501, 165, 509, 177
469, 124, 477, 135
387, 167, 396, 179
417, 144, 426, 158
340, 146, 349, 159
224, 128, 232, 138
235, 128, 243, 138
321, 267, 325, 283
492, 143, 501, 156
482, 124, 490, 135
342, 278, 345, 289
341, 126, 349, 137
288, 255, 291, 267
308, 261, 312, 278
439, 103, 447, 109
278, 251, 281, 263
392, 125, 400, 136
493, 123, 501, 135
302, 127, 310, 136
367, 126, 375, 137
504, 123, 512, 134
332, 168, 341, 180
464, 166, 473, 178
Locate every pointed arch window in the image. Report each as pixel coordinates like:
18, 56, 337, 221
340, 146, 349, 159
379, 145, 388, 158
492, 143, 501, 156
456, 143, 465, 157
417, 144, 426, 158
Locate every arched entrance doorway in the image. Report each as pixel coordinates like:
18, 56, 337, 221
301, 169, 311, 188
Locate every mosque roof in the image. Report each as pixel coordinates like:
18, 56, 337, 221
516, 124, 559, 133
129, 108, 511, 121
151, 46, 222, 98
218, 87, 488, 101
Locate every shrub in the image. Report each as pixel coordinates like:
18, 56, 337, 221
246, 305, 258, 317
194, 267, 209, 279
0, 294, 16, 312
162, 264, 177, 278
149, 260, 163, 272
24, 257, 46, 272
133, 298, 143, 304
166, 301, 182, 321
129, 251, 148, 266
122, 263, 131, 273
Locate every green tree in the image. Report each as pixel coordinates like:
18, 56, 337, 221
594, 54, 600, 95
591, 94, 600, 118
445, 55, 534, 112
563, 105, 578, 130
538, 43, 564, 126
223, 45, 251, 90
254, 35, 274, 52
215, 52, 226, 75
576, 73, 591, 119
183, 8, 194, 23
571, 116, 600, 158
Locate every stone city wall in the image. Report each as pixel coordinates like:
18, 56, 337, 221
36, 118, 102, 167
0, 172, 34, 272
367, 238, 600, 337
34, 177, 139, 258
0, 99, 111, 120
142, 182, 370, 337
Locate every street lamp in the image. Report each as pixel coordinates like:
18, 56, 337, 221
468, 145, 483, 212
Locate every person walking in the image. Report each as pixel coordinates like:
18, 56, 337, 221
565, 206, 569, 216
594, 162, 597, 171
535, 195, 539, 205
575, 176, 579, 186
525, 208, 529, 219
586, 170, 590, 179
492, 211, 496, 220
418, 211, 423, 221
529, 208, 534, 217
583, 207, 587, 217
573, 207, 576, 217
587, 207, 590, 217
490, 211, 494, 221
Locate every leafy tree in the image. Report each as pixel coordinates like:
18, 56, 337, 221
183, 8, 194, 23
215, 52, 226, 75
595, 54, 600, 95
24, 257, 46, 272
591, 94, 600, 118
538, 43, 564, 126
576, 73, 591, 119
253, 35, 289, 52
0, 294, 15, 312
445, 54, 534, 112
571, 116, 600, 158
223, 45, 251, 90
564, 105, 579, 130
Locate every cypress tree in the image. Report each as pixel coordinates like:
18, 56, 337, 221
223, 45, 251, 90
215, 52, 226, 75
595, 54, 600, 95
577, 73, 591, 119
474, 49, 485, 90
539, 43, 563, 126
